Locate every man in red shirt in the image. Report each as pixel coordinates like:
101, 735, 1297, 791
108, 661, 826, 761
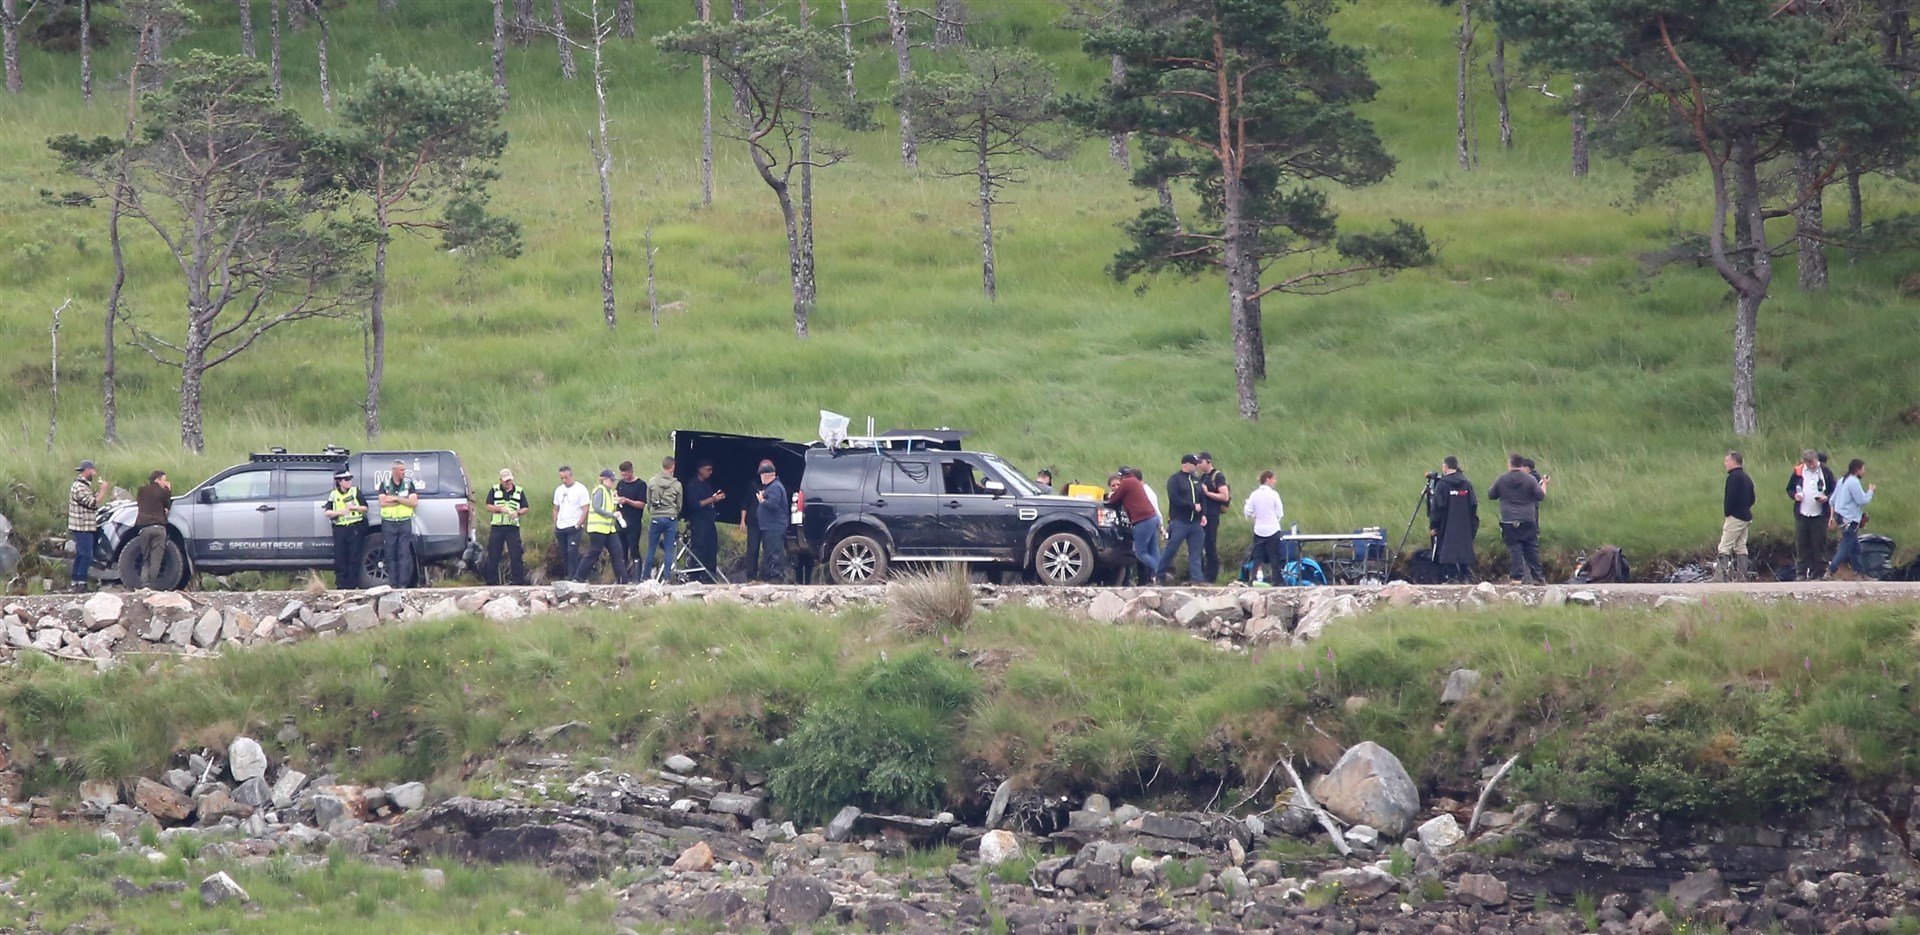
1106, 471, 1161, 585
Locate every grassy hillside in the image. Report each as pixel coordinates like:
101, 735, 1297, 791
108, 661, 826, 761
1, 0, 1917, 573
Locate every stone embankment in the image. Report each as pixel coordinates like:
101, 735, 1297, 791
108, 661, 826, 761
12, 728, 1918, 933
6, 579, 1920, 668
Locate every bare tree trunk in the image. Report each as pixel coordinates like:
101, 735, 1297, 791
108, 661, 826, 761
380, 0, 398, 11
80, 0, 93, 102
1455, 0, 1472, 171
933, 0, 964, 49
1491, 34, 1511, 151
311, 0, 331, 111
180, 336, 207, 455
645, 224, 658, 330
729, 0, 748, 115
1157, 179, 1177, 225
978, 138, 996, 301
237, 0, 255, 57
48, 301, 66, 453
798, 0, 817, 330
269, 0, 284, 100
513, 0, 535, 46
103, 25, 151, 449
1109, 55, 1130, 169
616, 0, 634, 39
1794, 146, 1828, 291
591, 0, 616, 329
365, 236, 388, 439
1729, 137, 1769, 437
777, 182, 809, 337
1223, 179, 1257, 420
1847, 169, 1863, 263
2, 0, 20, 96
888, 0, 917, 169
553, 0, 577, 79
700, 0, 713, 206
289, 0, 305, 30
1570, 85, 1588, 178
838, 0, 856, 109
492, 0, 509, 103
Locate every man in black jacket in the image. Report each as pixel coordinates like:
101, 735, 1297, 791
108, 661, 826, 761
1488, 454, 1549, 585
1196, 452, 1231, 583
1785, 448, 1835, 580
753, 462, 790, 583
1717, 450, 1756, 582
1157, 454, 1207, 584
1428, 456, 1478, 582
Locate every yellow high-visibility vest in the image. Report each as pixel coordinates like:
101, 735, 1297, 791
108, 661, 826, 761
586, 485, 618, 535
379, 479, 417, 522
489, 486, 523, 527
329, 488, 365, 527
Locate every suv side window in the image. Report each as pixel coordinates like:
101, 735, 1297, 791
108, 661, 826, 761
881, 460, 935, 496
208, 470, 271, 502
941, 458, 1002, 496
282, 470, 337, 499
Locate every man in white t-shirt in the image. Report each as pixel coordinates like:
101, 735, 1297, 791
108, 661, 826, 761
552, 465, 592, 579
1241, 470, 1285, 582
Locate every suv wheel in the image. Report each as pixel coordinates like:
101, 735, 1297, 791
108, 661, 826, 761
358, 541, 387, 589
1033, 532, 1096, 587
827, 534, 889, 584
117, 539, 186, 591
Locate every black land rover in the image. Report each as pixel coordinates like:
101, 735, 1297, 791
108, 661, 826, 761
796, 443, 1129, 585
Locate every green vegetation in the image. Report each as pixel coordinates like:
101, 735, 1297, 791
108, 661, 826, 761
0, 1, 1912, 577
0, 826, 611, 934
4, 597, 1919, 821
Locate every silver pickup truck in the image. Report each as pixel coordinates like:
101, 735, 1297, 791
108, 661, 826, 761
94, 448, 479, 590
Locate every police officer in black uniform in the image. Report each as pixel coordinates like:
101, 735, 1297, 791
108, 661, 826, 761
320, 471, 369, 588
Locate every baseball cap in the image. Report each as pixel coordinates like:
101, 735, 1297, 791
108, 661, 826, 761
75, 459, 96, 472
599, 469, 616, 479
498, 468, 515, 481
1180, 453, 1200, 465
757, 461, 776, 474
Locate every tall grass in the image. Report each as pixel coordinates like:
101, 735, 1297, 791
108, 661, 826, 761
0, 0, 1914, 573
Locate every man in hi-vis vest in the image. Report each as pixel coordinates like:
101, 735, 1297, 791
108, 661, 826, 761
321, 470, 369, 588
376, 459, 421, 588
484, 468, 532, 585
573, 469, 630, 583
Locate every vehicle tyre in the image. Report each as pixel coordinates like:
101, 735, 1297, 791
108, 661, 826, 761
117, 538, 186, 591
358, 540, 388, 588
826, 534, 889, 584
1033, 532, 1096, 587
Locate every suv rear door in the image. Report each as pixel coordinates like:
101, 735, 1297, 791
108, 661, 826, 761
277, 467, 342, 562
874, 456, 942, 558
191, 467, 276, 564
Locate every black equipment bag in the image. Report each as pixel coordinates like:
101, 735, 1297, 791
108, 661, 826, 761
1574, 545, 1630, 584
1858, 534, 1897, 580
1403, 548, 1445, 584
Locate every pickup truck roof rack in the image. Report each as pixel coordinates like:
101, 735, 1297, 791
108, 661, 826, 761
248, 445, 351, 463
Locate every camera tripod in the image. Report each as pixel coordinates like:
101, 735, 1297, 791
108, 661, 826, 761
649, 530, 729, 585
1393, 473, 1438, 567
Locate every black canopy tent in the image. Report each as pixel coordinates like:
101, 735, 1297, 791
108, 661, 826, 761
670, 430, 809, 525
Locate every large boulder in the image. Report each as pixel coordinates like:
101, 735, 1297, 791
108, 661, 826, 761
227, 737, 268, 783
1292, 592, 1359, 644
82, 593, 123, 631
979, 829, 1024, 867
133, 777, 193, 822
765, 874, 834, 926
1310, 741, 1420, 837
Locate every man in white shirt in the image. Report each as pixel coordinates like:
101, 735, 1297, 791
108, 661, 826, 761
1242, 470, 1285, 582
552, 465, 592, 580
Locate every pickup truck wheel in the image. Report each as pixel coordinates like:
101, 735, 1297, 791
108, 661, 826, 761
827, 535, 888, 584
117, 539, 186, 591
358, 541, 387, 589
1034, 532, 1096, 587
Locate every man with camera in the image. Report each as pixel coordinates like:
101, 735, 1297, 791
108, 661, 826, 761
1488, 453, 1548, 585
1427, 456, 1479, 582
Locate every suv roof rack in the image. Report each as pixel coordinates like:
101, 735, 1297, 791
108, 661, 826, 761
833, 434, 963, 452
248, 445, 351, 463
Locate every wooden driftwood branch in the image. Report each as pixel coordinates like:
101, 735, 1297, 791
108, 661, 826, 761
1279, 756, 1351, 857
1469, 754, 1520, 834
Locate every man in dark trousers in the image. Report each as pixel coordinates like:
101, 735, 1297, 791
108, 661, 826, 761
131, 470, 174, 588
1157, 454, 1207, 584
1786, 449, 1834, 580
376, 459, 421, 588
1717, 450, 1756, 582
754, 461, 790, 582
683, 462, 725, 582
483, 468, 531, 585
1488, 453, 1549, 585
740, 465, 768, 581
321, 470, 368, 588
1196, 452, 1231, 583
615, 461, 648, 582
1106, 469, 1161, 584
1428, 456, 1478, 582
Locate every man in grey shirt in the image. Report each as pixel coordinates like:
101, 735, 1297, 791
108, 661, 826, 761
1487, 453, 1549, 585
